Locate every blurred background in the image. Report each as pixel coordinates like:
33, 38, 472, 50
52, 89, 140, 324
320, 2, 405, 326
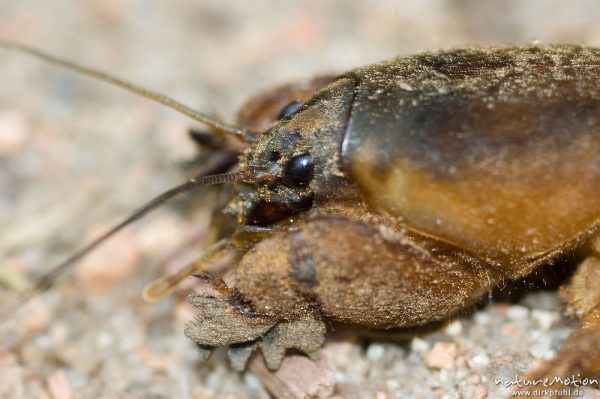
1, 1, 600, 398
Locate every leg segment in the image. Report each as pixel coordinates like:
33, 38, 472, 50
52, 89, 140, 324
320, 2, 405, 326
185, 216, 492, 370
234, 217, 491, 329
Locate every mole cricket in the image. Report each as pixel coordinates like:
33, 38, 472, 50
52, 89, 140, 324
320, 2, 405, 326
2, 41, 600, 391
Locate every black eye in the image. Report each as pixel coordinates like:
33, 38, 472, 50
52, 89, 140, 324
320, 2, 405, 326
283, 153, 314, 188
277, 100, 302, 120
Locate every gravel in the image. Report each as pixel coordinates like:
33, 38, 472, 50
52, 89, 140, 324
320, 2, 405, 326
2, 1, 600, 398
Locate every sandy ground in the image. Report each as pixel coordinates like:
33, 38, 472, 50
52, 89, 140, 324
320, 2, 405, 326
2, 1, 600, 398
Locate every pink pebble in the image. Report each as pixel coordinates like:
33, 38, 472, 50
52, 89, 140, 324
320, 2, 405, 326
75, 227, 140, 295
423, 342, 457, 370
0, 110, 29, 156
23, 298, 51, 334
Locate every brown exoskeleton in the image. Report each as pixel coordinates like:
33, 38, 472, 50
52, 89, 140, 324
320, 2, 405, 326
3, 42, 600, 393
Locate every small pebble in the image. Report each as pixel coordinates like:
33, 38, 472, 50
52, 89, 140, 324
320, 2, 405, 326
261, 354, 336, 399
507, 305, 529, 321
75, 228, 140, 295
474, 312, 491, 325
49, 323, 68, 347
243, 372, 262, 391
456, 366, 469, 380
411, 337, 430, 353
467, 375, 480, 384
531, 309, 558, 330
95, 331, 114, 350
23, 298, 51, 334
458, 382, 475, 399
433, 388, 449, 398
500, 323, 525, 338
334, 371, 348, 384
385, 379, 399, 390
438, 368, 451, 383
0, 110, 29, 156
46, 370, 73, 399
136, 346, 176, 373
528, 337, 553, 360
445, 320, 463, 336
472, 385, 487, 399
423, 342, 457, 370
468, 354, 490, 371
366, 343, 385, 361
192, 386, 215, 399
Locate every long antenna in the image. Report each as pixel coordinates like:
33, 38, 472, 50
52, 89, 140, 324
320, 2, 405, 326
6, 170, 249, 316
0, 39, 254, 142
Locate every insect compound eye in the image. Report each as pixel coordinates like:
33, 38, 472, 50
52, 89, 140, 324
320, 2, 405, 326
277, 100, 303, 120
282, 153, 314, 188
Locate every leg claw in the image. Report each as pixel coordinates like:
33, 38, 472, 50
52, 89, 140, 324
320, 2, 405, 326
185, 284, 326, 371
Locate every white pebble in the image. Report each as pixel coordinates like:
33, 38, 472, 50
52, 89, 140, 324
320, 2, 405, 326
96, 331, 114, 349
468, 354, 490, 371
334, 371, 348, 383
0, 110, 29, 156
438, 368, 451, 382
474, 312, 491, 325
507, 305, 529, 320
528, 337, 552, 359
445, 320, 463, 336
244, 372, 262, 391
411, 337, 430, 353
531, 309, 558, 330
366, 343, 386, 361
